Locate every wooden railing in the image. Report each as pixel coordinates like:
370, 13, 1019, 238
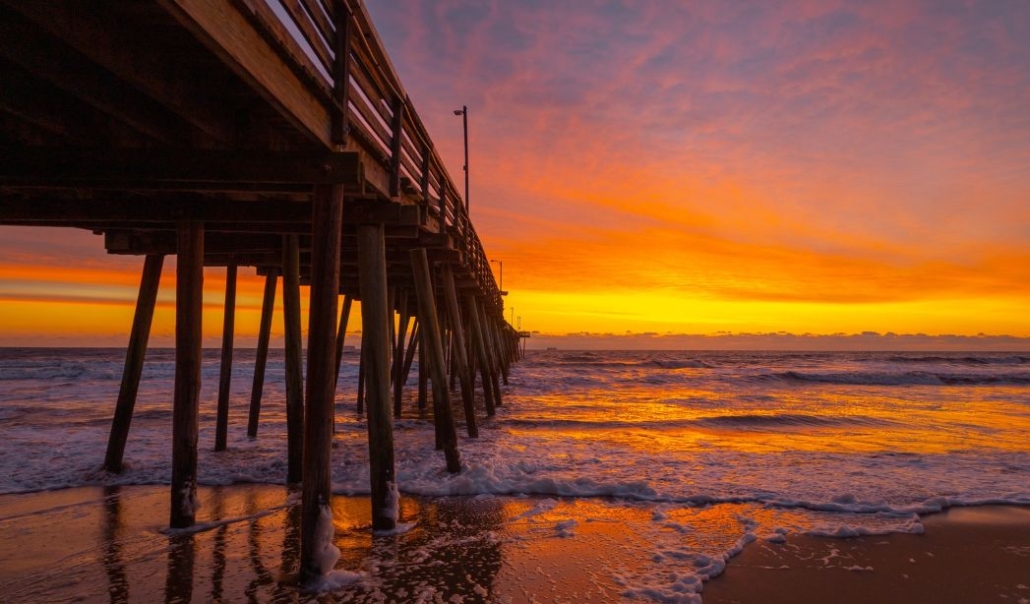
234, 0, 503, 313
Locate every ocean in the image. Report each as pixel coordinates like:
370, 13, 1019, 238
1, 348, 1029, 601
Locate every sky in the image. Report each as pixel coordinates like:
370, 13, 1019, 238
2, 0, 1029, 348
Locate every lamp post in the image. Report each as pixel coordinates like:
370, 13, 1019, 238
490, 259, 503, 291
453, 105, 469, 212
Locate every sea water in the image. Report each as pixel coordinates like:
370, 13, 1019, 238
1, 348, 1029, 600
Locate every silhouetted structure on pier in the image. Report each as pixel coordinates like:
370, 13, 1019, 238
0, 0, 522, 583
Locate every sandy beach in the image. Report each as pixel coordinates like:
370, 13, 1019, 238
704, 505, 1030, 604
1, 485, 1028, 603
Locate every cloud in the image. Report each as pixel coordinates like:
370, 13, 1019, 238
3, 2, 1029, 342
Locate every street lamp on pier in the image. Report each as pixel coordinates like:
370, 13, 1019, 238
490, 259, 505, 293
453, 105, 469, 212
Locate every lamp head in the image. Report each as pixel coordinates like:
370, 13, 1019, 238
453, 109, 465, 116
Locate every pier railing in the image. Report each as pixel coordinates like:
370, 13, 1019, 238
231, 0, 502, 312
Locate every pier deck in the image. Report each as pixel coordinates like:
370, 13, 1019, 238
0, 0, 520, 582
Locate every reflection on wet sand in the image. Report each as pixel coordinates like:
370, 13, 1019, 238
164, 532, 195, 603
334, 496, 507, 601
209, 492, 227, 602
3, 485, 520, 602
101, 486, 128, 603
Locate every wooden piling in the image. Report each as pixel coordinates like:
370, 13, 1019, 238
401, 319, 420, 386
247, 268, 278, 438
299, 184, 344, 582
282, 234, 304, 484
441, 265, 477, 437
214, 262, 237, 452
417, 328, 428, 413
464, 294, 496, 416
410, 249, 461, 472
333, 295, 353, 389
478, 302, 504, 407
493, 318, 510, 386
170, 220, 202, 529
104, 254, 163, 473
356, 335, 367, 416
393, 289, 410, 418
357, 223, 397, 531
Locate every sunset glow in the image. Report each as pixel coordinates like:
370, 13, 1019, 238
3, 0, 1029, 347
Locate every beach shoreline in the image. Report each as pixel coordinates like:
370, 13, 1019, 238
2, 485, 1029, 602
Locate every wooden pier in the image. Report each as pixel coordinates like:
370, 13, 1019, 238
0, 0, 522, 584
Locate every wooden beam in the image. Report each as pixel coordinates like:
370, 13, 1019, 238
170, 220, 203, 529
0, 12, 194, 144
232, 0, 332, 87
343, 200, 420, 226
357, 223, 396, 531
299, 183, 344, 581
389, 97, 405, 197
477, 300, 504, 408
0, 61, 128, 147
161, 0, 333, 147
283, 235, 304, 484
0, 147, 362, 187
0, 197, 311, 225
248, 268, 278, 437
214, 263, 237, 452
465, 294, 496, 417
4, 0, 237, 144
103, 254, 164, 473
331, 3, 352, 143
417, 326, 428, 412
356, 333, 367, 417
392, 289, 410, 418
441, 265, 477, 438
104, 232, 291, 258
401, 319, 420, 393
410, 248, 461, 473
334, 295, 354, 389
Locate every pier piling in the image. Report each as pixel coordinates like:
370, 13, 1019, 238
411, 249, 461, 472
465, 295, 497, 416
442, 265, 478, 437
334, 295, 353, 390
104, 254, 163, 473
283, 235, 304, 484
479, 303, 504, 407
214, 262, 237, 452
170, 220, 203, 529
299, 184, 344, 583
393, 289, 410, 418
358, 223, 396, 531
248, 269, 278, 438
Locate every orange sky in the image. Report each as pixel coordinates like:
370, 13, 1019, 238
2, 1, 1029, 348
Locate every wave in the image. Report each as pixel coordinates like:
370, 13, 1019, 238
760, 370, 1030, 386
693, 413, 894, 429
538, 353, 712, 371
884, 355, 1030, 365
641, 359, 712, 370
504, 413, 896, 431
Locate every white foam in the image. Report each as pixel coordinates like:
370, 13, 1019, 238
313, 502, 341, 575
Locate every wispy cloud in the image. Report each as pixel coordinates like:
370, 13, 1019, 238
2, 2, 1028, 343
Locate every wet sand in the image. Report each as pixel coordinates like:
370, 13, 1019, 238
703, 506, 1030, 604
1, 485, 1028, 602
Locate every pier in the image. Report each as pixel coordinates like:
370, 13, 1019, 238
0, 0, 521, 583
